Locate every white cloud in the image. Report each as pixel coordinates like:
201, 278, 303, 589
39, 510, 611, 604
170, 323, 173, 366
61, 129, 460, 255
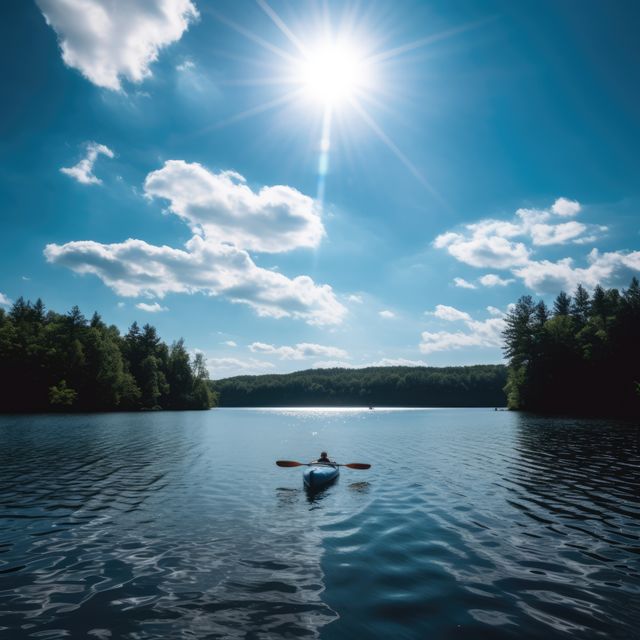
434, 198, 603, 269
207, 357, 275, 378
529, 221, 587, 246
486, 306, 504, 317
371, 358, 429, 367
144, 161, 324, 253
379, 310, 395, 319
60, 142, 114, 185
0, 293, 12, 307
37, 0, 198, 91
513, 249, 640, 294
434, 222, 530, 268
348, 294, 363, 303
135, 302, 168, 313
44, 235, 346, 326
479, 273, 514, 287
420, 309, 505, 355
312, 357, 430, 369
176, 59, 195, 72
453, 277, 476, 289
117, 301, 125, 308
249, 342, 348, 360
222, 340, 237, 347
551, 197, 581, 217
431, 304, 472, 322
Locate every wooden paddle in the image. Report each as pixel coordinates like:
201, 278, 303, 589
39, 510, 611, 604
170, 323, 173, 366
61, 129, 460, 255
276, 460, 371, 469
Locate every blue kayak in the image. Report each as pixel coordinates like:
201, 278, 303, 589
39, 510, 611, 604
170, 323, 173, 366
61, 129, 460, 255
303, 463, 339, 490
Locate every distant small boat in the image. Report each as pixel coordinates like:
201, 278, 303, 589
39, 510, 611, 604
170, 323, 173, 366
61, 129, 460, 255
369, 406, 374, 410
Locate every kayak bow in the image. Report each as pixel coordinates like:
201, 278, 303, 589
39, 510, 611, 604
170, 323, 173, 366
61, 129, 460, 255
303, 463, 339, 490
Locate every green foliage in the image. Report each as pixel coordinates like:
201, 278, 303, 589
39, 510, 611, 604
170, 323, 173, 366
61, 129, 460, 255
0, 298, 217, 413
503, 277, 640, 416
48, 380, 77, 407
211, 365, 507, 407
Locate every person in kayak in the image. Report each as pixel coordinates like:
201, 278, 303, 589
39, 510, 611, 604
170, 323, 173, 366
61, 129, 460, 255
316, 451, 334, 464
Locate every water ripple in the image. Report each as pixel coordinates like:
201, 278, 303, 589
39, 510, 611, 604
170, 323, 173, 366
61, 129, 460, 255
1, 410, 639, 638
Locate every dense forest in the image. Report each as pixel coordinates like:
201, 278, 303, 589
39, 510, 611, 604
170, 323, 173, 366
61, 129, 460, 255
0, 298, 217, 412
503, 277, 640, 416
211, 365, 508, 407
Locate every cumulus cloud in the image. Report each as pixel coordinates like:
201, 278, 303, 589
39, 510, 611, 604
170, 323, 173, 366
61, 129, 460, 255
453, 277, 476, 289
0, 293, 12, 307
513, 249, 640, 294
47, 158, 347, 326
434, 198, 603, 269
552, 197, 581, 217
60, 142, 114, 185
528, 221, 587, 246
144, 161, 324, 253
136, 302, 168, 313
371, 358, 429, 367
431, 304, 472, 322
44, 235, 347, 326
312, 357, 430, 369
420, 307, 505, 355
479, 273, 514, 287
249, 342, 348, 360
207, 357, 275, 378
222, 340, 237, 347
37, 0, 198, 90
379, 310, 396, 319
348, 294, 363, 303
434, 221, 530, 268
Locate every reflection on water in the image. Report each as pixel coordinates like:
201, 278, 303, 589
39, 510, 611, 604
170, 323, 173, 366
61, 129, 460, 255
0, 409, 639, 639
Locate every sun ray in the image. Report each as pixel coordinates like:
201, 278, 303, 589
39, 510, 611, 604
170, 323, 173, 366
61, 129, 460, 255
349, 97, 445, 204
316, 106, 333, 206
209, 4, 490, 200
204, 6, 298, 65
213, 89, 305, 130
367, 16, 497, 65
256, 0, 307, 57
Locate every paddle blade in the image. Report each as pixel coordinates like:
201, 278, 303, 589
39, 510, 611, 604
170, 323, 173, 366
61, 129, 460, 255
343, 463, 371, 470
276, 460, 305, 467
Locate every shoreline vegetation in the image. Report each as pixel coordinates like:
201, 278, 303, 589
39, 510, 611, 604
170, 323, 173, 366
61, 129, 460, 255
503, 277, 640, 417
0, 298, 216, 413
211, 365, 507, 408
3, 279, 639, 416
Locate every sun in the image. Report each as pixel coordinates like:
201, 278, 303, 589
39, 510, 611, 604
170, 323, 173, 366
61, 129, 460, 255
296, 40, 370, 107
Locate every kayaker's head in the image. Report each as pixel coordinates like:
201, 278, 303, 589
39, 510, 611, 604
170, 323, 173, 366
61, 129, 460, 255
319, 451, 329, 461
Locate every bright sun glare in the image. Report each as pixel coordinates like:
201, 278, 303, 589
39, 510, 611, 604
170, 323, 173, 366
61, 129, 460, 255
297, 41, 368, 107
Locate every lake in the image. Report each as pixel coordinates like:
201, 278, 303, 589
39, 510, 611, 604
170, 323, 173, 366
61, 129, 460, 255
1, 408, 639, 639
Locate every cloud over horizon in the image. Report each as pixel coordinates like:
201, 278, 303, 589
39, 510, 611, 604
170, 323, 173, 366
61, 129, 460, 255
435, 198, 640, 294
420, 305, 505, 355
249, 342, 348, 360
45, 235, 346, 326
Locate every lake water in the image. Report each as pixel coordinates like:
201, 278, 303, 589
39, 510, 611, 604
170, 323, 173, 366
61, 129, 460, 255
1, 408, 639, 639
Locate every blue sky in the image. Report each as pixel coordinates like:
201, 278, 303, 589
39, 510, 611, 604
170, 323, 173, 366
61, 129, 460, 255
1, 0, 639, 378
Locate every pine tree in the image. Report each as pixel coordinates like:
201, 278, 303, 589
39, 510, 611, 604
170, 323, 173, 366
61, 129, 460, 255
553, 291, 571, 316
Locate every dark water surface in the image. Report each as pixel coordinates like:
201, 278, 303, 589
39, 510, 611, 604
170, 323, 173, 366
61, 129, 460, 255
1, 408, 639, 639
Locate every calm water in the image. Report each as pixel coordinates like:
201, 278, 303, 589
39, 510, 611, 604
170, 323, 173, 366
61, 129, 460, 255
1, 408, 639, 639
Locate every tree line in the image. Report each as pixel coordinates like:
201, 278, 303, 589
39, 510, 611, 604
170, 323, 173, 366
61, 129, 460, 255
211, 365, 508, 407
0, 298, 217, 412
503, 277, 640, 416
